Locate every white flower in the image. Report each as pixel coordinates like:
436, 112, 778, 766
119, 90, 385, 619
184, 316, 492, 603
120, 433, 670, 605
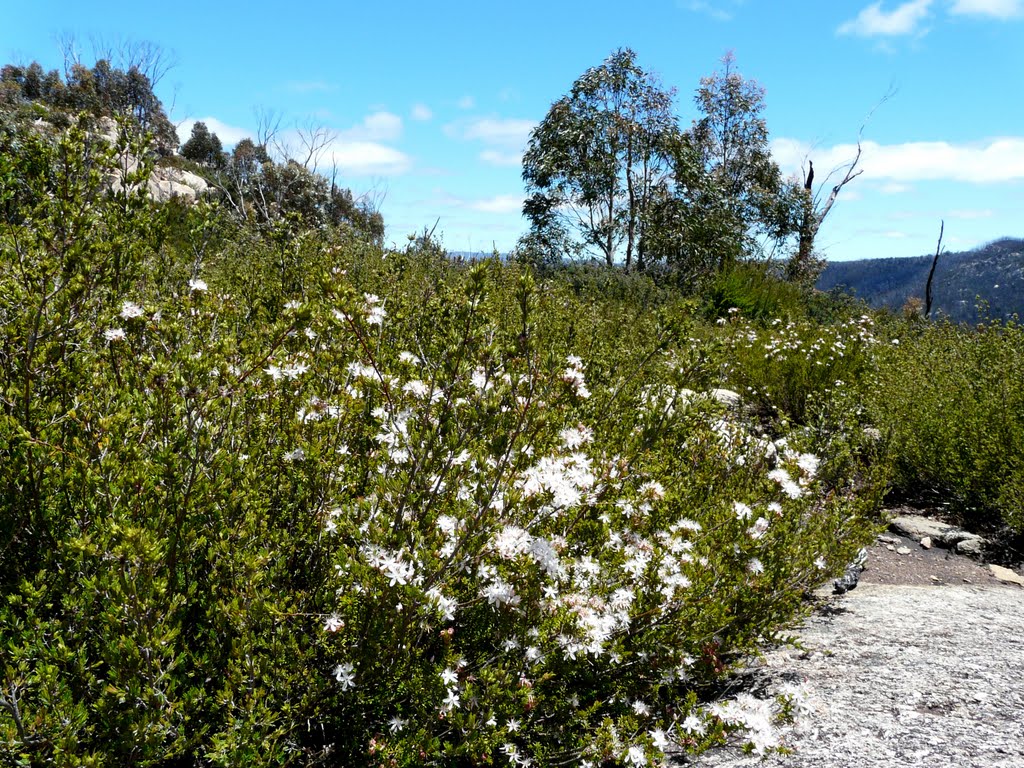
120, 301, 144, 319
283, 448, 306, 462
681, 714, 707, 735
104, 328, 126, 342
748, 516, 770, 540
506, 717, 521, 733
649, 728, 669, 750
733, 501, 753, 521
403, 379, 430, 398
625, 745, 648, 766
748, 558, 765, 575
814, 556, 827, 569
324, 614, 344, 632
442, 689, 461, 710
797, 452, 820, 479
440, 668, 459, 687
284, 300, 302, 310
333, 662, 356, 689
768, 468, 803, 499
188, 278, 208, 292
632, 699, 650, 716
388, 716, 407, 733
265, 365, 283, 381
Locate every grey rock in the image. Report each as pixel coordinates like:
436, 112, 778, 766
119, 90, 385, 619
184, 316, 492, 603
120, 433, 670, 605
955, 536, 985, 557
877, 535, 902, 545
687, 584, 1024, 767
890, 515, 954, 541
889, 514, 988, 554
896, 546, 912, 555
988, 564, 1024, 587
920, 537, 933, 549
709, 388, 743, 408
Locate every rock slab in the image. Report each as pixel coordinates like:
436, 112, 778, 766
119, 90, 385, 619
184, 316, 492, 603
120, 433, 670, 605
989, 564, 1024, 587
687, 584, 1024, 768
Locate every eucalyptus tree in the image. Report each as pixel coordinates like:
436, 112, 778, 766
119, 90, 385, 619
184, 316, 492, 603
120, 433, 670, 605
521, 48, 680, 269
688, 52, 801, 268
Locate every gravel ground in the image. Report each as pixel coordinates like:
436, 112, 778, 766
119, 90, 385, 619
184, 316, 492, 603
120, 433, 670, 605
682, 581, 1024, 767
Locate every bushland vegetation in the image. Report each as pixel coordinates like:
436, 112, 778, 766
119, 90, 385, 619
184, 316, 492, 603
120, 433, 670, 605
0, 49, 1021, 768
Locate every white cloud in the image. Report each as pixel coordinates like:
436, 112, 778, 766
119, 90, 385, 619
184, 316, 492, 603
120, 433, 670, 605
286, 80, 336, 94
950, 0, 1024, 17
175, 116, 251, 148
411, 103, 433, 121
454, 117, 536, 147
837, 0, 933, 36
340, 111, 403, 142
948, 208, 994, 219
772, 136, 1024, 183
479, 149, 523, 167
322, 141, 411, 176
680, 0, 742, 20
468, 194, 524, 214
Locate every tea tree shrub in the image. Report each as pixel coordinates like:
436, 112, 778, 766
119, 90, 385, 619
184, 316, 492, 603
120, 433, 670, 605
718, 313, 879, 427
0, 116, 883, 766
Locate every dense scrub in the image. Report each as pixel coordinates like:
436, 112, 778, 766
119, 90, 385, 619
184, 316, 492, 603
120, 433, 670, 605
865, 317, 1024, 535
0, 114, 893, 766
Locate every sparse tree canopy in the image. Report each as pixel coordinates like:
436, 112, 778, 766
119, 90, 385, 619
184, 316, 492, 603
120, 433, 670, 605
521, 48, 680, 270
688, 52, 800, 259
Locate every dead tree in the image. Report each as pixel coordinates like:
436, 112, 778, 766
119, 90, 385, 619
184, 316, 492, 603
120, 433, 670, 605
791, 88, 895, 281
925, 220, 944, 319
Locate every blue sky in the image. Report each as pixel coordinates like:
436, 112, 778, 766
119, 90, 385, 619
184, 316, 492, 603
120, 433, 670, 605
3, 0, 1023, 261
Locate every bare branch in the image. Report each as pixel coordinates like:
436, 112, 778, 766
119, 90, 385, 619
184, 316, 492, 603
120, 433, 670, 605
926, 220, 944, 319
295, 118, 336, 173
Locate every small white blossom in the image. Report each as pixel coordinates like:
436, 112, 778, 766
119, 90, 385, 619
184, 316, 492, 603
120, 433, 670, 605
120, 301, 144, 319
188, 278, 208, 292
104, 328, 126, 342
333, 662, 356, 689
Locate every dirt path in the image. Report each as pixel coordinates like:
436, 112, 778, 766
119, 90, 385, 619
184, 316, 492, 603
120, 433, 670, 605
685, 542, 1024, 767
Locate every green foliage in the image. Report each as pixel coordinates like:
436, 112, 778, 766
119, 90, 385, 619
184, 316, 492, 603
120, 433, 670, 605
180, 121, 224, 167
866, 319, 1024, 533
687, 52, 801, 262
521, 48, 681, 269
0, 81, 884, 767
520, 49, 802, 286
1, 58, 178, 153
719, 311, 880, 427
704, 262, 808, 324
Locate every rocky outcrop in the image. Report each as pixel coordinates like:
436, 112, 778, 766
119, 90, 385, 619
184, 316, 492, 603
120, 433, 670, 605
889, 514, 987, 558
146, 166, 209, 202
35, 115, 209, 204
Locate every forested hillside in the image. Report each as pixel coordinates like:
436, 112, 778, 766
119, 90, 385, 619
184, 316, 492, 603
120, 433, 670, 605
818, 238, 1024, 322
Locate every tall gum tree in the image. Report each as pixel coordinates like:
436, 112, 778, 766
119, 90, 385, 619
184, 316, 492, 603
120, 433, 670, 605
521, 48, 679, 269
688, 52, 800, 269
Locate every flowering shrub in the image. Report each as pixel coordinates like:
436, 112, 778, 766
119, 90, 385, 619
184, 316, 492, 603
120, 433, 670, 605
0, 119, 882, 766
718, 313, 879, 426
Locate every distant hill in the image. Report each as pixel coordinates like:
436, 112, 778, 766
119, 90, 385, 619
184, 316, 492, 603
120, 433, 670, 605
817, 238, 1024, 323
